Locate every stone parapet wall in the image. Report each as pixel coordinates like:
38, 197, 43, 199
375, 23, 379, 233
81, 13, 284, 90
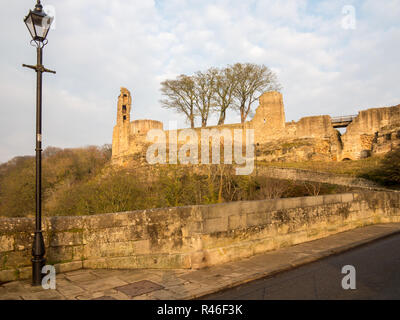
256, 166, 385, 190
1, 191, 400, 282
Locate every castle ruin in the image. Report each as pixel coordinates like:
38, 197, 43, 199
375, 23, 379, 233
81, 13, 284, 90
112, 87, 400, 165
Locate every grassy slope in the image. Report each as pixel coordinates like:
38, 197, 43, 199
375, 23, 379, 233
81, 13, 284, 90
257, 157, 383, 177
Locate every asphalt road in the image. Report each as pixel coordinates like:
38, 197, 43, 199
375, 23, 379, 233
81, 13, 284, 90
202, 233, 400, 300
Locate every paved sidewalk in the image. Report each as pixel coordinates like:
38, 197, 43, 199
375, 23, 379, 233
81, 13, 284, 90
1, 223, 400, 300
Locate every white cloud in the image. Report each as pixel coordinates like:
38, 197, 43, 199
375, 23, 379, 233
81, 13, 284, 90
0, 0, 399, 162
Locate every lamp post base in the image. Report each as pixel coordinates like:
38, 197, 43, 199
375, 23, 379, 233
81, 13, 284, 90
31, 231, 46, 286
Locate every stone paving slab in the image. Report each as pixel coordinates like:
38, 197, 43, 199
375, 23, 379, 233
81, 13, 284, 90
1, 223, 400, 300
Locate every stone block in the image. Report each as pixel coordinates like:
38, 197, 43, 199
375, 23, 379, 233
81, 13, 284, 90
181, 221, 203, 236
3, 250, 31, 269
252, 237, 276, 255
341, 193, 354, 203
203, 217, 228, 233
82, 213, 128, 230
45, 215, 85, 232
0, 217, 35, 234
83, 258, 107, 269
133, 239, 151, 255
281, 197, 303, 209
204, 202, 240, 219
246, 212, 269, 227
83, 226, 135, 244
0, 235, 14, 252
300, 195, 324, 207
240, 200, 271, 214
323, 194, 342, 205
17, 266, 32, 280
0, 269, 17, 282
228, 215, 247, 230
83, 253, 191, 270
55, 261, 83, 274
49, 231, 83, 247
12, 232, 33, 252
47, 246, 74, 264
83, 241, 136, 259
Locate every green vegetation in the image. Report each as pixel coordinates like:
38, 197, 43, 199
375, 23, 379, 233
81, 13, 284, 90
0, 145, 111, 217
0, 146, 357, 218
360, 148, 400, 187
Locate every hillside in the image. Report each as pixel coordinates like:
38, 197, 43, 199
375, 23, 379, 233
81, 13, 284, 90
0, 146, 398, 218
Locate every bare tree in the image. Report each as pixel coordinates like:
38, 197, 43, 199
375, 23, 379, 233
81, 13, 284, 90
231, 63, 282, 123
160, 63, 281, 127
257, 178, 287, 199
160, 75, 196, 128
214, 67, 238, 125
303, 181, 322, 196
193, 68, 218, 127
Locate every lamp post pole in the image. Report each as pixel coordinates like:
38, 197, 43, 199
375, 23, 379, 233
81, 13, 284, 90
23, 0, 55, 286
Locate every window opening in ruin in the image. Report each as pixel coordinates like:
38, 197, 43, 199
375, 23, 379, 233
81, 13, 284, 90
122, 105, 127, 113
123, 115, 126, 121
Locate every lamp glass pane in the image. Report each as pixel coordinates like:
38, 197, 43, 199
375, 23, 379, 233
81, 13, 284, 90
43, 16, 54, 39
32, 13, 47, 39
24, 13, 36, 40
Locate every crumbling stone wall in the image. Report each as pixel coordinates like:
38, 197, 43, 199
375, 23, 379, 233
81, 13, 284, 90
1, 191, 399, 282
371, 122, 400, 156
112, 90, 343, 164
111, 87, 399, 164
251, 91, 286, 143
340, 105, 400, 160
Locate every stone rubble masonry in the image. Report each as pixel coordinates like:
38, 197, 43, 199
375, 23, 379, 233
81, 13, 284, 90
111, 87, 400, 165
340, 105, 400, 160
256, 166, 384, 190
1, 191, 399, 283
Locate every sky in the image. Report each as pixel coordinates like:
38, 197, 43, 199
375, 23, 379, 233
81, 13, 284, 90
0, 0, 399, 163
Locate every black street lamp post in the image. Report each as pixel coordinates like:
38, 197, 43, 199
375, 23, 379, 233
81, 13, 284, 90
22, 0, 55, 286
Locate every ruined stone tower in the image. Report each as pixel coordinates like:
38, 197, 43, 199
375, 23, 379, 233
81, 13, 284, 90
251, 91, 286, 143
112, 87, 132, 158
117, 87, 132, 126
112, 87, 164, 164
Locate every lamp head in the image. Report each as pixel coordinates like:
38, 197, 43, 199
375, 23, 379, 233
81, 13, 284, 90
24, 1, 54, 42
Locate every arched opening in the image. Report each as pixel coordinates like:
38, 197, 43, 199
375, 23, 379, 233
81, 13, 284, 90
342, 157, 351, 161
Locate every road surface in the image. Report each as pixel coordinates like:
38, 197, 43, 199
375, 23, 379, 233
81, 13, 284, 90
202, 233, 400, 300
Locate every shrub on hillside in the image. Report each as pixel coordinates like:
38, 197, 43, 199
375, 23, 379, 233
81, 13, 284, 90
360, 148, 400, 187
0, 145, 111, 217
